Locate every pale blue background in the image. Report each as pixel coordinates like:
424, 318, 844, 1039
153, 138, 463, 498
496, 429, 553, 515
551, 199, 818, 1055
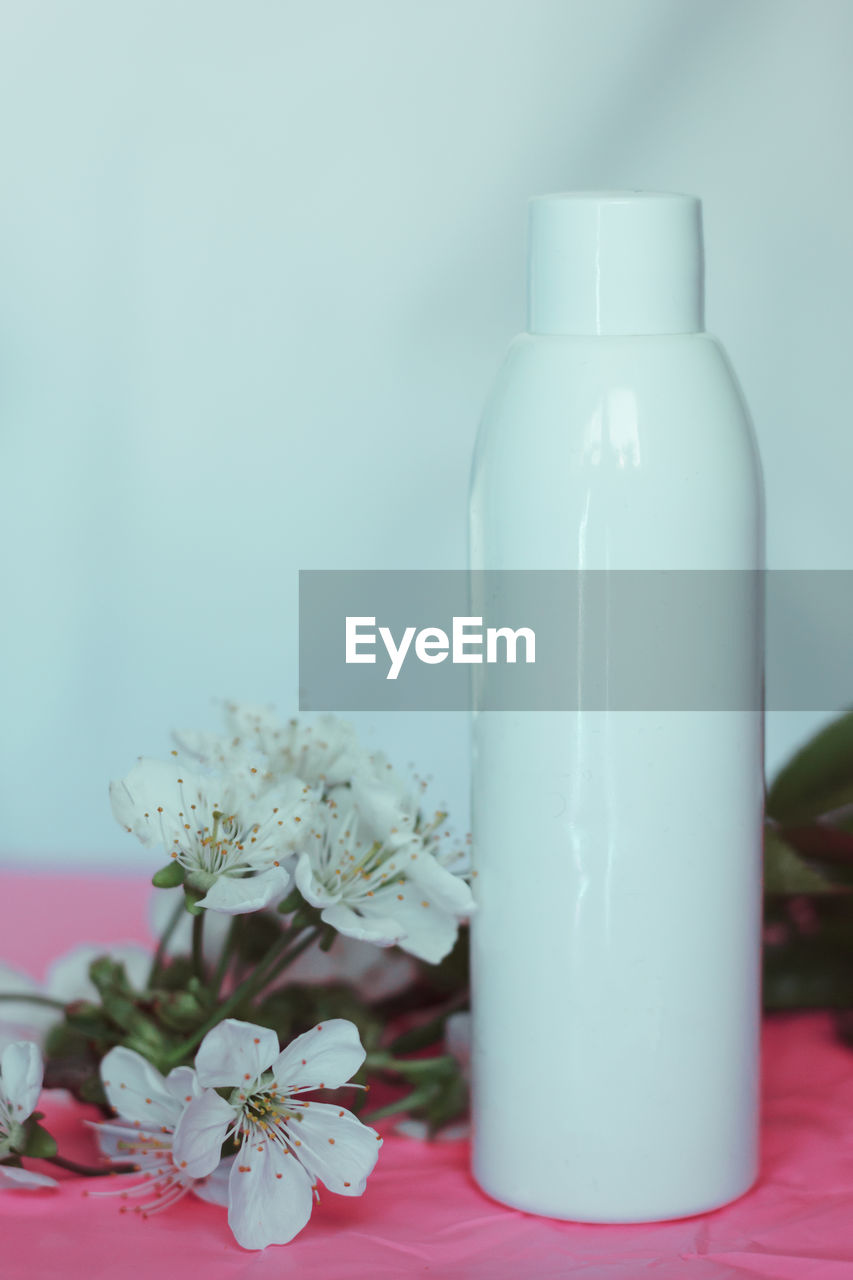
1, 0, 851, 864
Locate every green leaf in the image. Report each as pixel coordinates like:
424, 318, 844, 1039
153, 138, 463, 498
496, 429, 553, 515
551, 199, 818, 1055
23, 1119, 57, 1159
778, 823, 853, 866
366, 1055, 468, 1133
764, 828, 835, 894
152, 862, 185, 889
767, 708, 853, 823
421, 1069, 468, 1136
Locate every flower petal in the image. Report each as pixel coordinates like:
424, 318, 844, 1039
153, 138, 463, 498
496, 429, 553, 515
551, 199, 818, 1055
259, 774, 319, 829
272, 1019, 365, 1092
0, 967, 56, 1051
164, 1065, 201, 1105
405, 850, 474, 916
46, 943, 152, 1004
223, 701, 283, 743
0, 1041, 43, 1119
110, 757, 205, 851
196, 865, 292, 916
172, 1090, 235, 1178
284, 933, 417, 1000
194, 1019, 279, 1089
225, 706, 369, 788
349, 774, 417, 847
99, 1045, 178, 1128
294, 1101, 381, 1195
227, 1137, 313, 1249
171, 729, 243, 768
192, 1155, 234, 1207
0, 1164, 57, 1190
295, 852, 340, 908
319, 902, 404, 947
374, 894, 459, 964
90, 1120, 162, 1162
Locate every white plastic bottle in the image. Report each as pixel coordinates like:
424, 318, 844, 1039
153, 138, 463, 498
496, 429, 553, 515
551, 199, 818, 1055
468, 192, 764, 1221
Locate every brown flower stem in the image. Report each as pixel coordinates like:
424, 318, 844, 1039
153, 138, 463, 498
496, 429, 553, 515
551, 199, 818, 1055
46, 1154, 136, 1177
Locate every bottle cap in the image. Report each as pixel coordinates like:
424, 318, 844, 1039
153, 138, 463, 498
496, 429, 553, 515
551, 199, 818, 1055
527, 190, 704, 336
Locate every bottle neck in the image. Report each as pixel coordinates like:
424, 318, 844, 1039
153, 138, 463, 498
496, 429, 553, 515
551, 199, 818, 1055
526, 191, 705, 337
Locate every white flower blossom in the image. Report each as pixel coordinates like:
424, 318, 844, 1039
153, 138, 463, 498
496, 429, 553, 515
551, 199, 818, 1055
174, 705, 372, 792
295, 776, 474, 963
0, 944, 152, 1053
148, 886, 416, 998
0, 1041, 57, 1190
92, 1046, 227, 1215
225, 706, 371, 790
283, 932, 417, 1000
47, 943, 151, 1004
0, 966, 56, 1053
111, 757, 317, 914
173, 1018, 381, 1249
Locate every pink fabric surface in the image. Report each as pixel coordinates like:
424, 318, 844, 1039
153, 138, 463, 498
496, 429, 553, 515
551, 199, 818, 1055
3, 873, 853, 1279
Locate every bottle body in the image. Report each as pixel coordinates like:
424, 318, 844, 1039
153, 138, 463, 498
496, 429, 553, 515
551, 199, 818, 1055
468, 330, 764, 1221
